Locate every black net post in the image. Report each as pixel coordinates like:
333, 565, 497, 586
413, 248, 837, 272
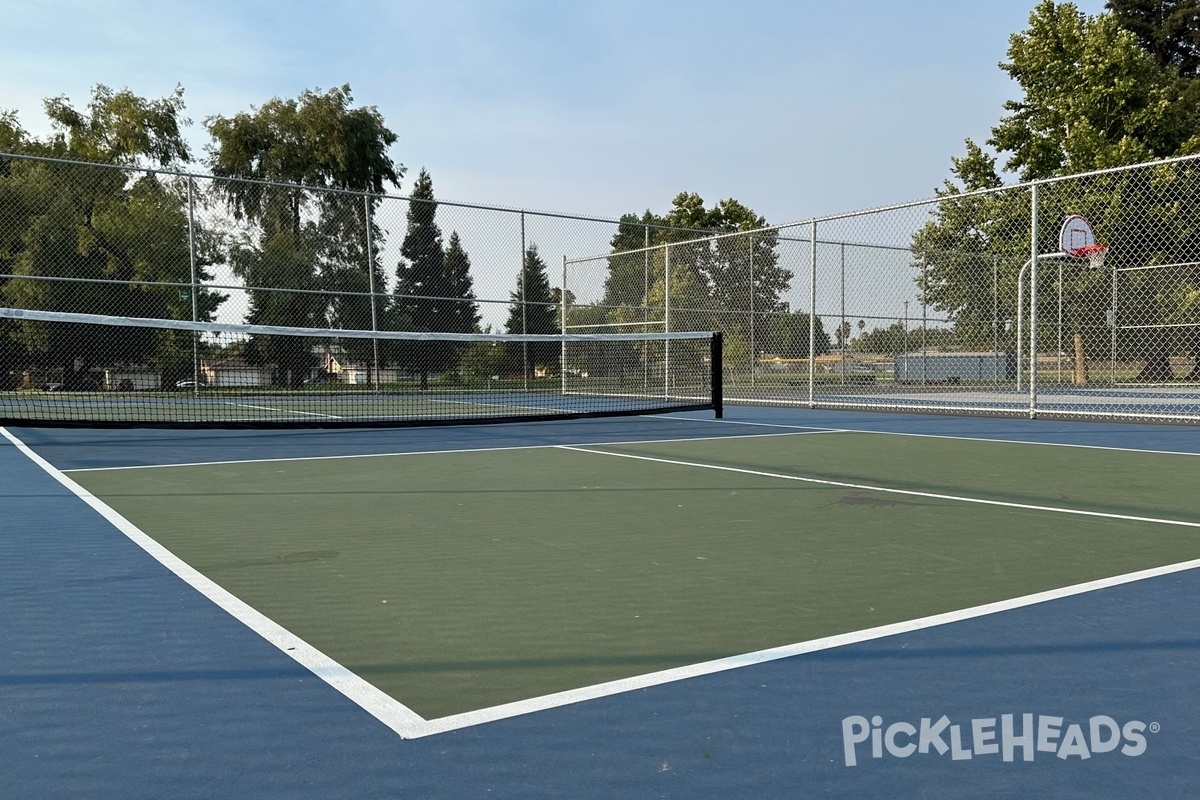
711, 331, 723, 419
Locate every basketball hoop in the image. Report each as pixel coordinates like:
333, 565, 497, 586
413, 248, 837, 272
1075, 243, 1109, 270
1059, 215, 1109, 268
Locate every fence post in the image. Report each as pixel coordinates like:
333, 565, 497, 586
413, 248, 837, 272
993, 255, 999, 384
520, 211, 528, 392
561, 255, 567, 396
749, 232, 756, 390
1029, 183, 1040, 418
664, 243, 671, 397
365, 193, 380, 389
840, 242, 846, 383
809, 220, 817, 408
187, 176, 200, 394
644, 224, 650, 391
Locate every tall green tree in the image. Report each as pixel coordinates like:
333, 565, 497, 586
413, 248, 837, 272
504, 244, 560, 376
761, 312, 831, 359
0, 86, 223, 386
916, 1, 1200, 380
444, 230, 482, 335
206, 85, 401, 385
1107, 0, 1200, 74
390, 169, 480, 388
600, 194, 788, 346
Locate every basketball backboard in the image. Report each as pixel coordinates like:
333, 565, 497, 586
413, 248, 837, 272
1059, 215, 1097, 257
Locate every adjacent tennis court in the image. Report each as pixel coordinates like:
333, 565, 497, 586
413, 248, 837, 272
5, 406, 1200, 798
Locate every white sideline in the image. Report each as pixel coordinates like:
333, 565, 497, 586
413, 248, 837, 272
660, 412, 1200, 457
0, 426, 427, 738
557, 444, 1200, 529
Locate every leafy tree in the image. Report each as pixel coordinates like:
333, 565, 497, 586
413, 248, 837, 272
761, 311, 831, 359
916, 1, 1200, 381
602, 211, 659, 313
0, 86, 223, 386
206, 85, 401, 385
228, 234, 326, 386
459, 337, 506, 383
600, 195, 789, 342
207, 84, 400, 236
504, 244, 560, 376
850, 322, 960, 355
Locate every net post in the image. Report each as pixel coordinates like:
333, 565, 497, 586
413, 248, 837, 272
711, 331, 724, 418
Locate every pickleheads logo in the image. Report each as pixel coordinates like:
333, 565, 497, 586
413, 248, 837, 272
841, 714, 1158, 767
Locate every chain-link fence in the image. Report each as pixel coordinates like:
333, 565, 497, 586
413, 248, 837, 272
565, 155, 1200, 423
0, 151, 719, 395
4, 149, 1200, 422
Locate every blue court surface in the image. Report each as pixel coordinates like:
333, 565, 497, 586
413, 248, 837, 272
3, 406, 1200, 799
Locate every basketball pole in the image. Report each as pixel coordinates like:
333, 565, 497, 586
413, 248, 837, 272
1015, 251, 1067, 395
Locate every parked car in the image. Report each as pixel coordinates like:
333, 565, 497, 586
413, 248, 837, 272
174, 379, 209, 390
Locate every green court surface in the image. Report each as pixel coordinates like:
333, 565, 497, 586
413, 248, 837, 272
69, 432, 1200, 720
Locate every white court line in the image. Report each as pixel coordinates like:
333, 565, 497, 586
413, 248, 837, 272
62, 429, 832, 473
419, 554, 1200, 735
227, 402, 344, 419
8, 423, 1200, 740
0, 426, 427, 739
660, 414, 846, 432
817, 425, 1200, 458
662, 413, 1200, 458
556, 444, 1200, 530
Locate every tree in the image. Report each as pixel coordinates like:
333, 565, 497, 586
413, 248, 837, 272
206, 85, 402, 385
444, 231, 482, 337
761, 312, 831, 359
850, 322, 958, 355
601, 211, 659, 313
390, 171, 480, 388
504, 244, 560, 377
661, 194, 789, 326
916, 1, 1200, 381
601, 195, 789, 341
990, 2, 1197, 178
1107, 0, 1200, 74
835, 320, 853, 350
0, 86, 224, 386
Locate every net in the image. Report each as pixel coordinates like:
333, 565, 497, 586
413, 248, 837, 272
1075, 243, 1109, 270
0, 308, 722, 428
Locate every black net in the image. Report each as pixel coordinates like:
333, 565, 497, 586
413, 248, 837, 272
0, 308, 720, 428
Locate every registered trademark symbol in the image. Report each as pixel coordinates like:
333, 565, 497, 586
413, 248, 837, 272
1149, 722, 1161, 734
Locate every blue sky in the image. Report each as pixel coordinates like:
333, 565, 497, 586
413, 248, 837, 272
1, 0, 1108, 225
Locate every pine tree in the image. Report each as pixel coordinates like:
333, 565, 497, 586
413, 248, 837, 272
504, 244, 560, 377
444, 231, 482, 335
392, 168, 450, 388
1108, 0, 1200, 75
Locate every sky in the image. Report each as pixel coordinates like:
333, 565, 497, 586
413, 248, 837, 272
0, 0, 1110, 227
